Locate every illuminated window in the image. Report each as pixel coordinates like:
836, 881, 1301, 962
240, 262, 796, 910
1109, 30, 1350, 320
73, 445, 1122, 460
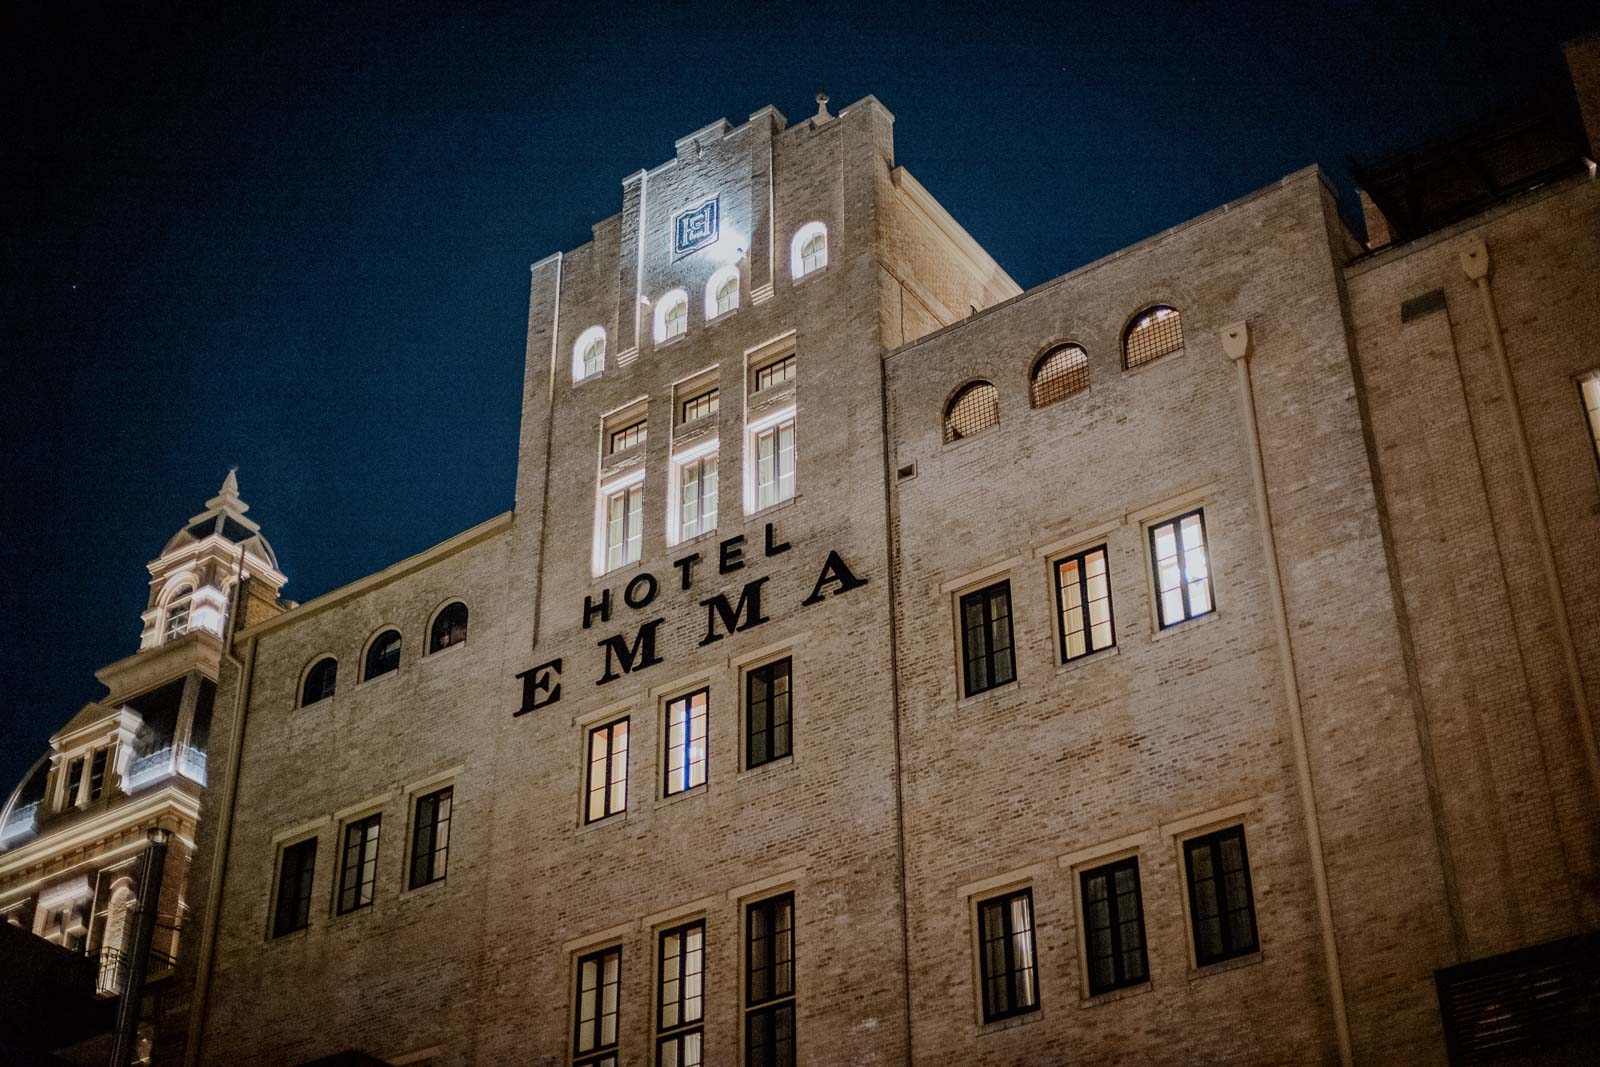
657, 920, 705, 1066
1080, 857, 1148, 995
1030, 344, 1090, 408
745, 657, 792, 769
679, 388, 718, 424
363, 629, 402, 680
336, 814, 380, 914
674, 449, 718, 542
574, 945, 622, 1067
707, 267, 740, 319
664, 689, 708, 796
272, 837, 316, 938
163, 584, 194, 641
603, 480, 644, 572
1054, 546, 1114, 661
408, 786, 452, 889
1581, 371, 1600, 470
977, 888, 1038, 1022
791, 221, 828, 279
301, 657, 337, 706
1183, 825, 1258, 966
656, 290, 689, 344
585, 719, 628, 824
753, 355, 795, 393
1149, 509, 1214, 628
609, 419, 647, 455
943, 381, 999, 443
429, 602, 468, 652
959, 581, 1015, 697
745, 893, 795, 1067
748, 412, 796, 512
574, 326, 607, 382
1123, 305, 1184, 369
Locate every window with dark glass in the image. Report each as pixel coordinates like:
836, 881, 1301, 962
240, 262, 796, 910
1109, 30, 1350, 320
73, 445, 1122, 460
336, 814, 381, 914
1149, 510, 1214, 628
663, 689, 708, 796
680, 388, 719, 424
88, 748, 108, 801
364, 629, 402, 680
301, 657, 337, 706
429, 602, 468, 652
959, 581, 1015, 697
657, 920, 704, 1067
1184, 825, 1258, 966
586, 719, 629, 823
408, 786, 452, 889
574, 946, 621, 1067
753, 355, 795, 393
272, 837, 316, 937
609, 418, 647, 454
745, 893, 795, 1067
977, 888, 1039, 1022
1080, 857, 1148, 995
1055, 546, 1115, 661
745, 658, 792, 769
64, 757, 84, 809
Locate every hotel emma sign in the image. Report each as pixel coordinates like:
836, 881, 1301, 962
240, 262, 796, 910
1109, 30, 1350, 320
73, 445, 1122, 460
513, 521, 865, 715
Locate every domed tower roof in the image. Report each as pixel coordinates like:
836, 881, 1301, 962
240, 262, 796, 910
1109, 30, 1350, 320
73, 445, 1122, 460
160, 469, 279, 570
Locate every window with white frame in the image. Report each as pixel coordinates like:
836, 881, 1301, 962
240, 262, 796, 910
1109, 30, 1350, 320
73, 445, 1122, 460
574, 326, 607, 382
746, 409, 796, 513
672, 443, 718, 543
663, 688, 708, 796
790, 222, 827, 280
1149, 508, 1214, 628
655, 290, 689, 344
163, 584, 194, 641
706, 267, 739, 319
600, 475, 645, 573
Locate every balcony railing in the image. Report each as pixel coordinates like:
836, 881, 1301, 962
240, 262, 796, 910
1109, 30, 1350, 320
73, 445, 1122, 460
1, 800, 41, 845
96, 946, 130, 997
124, 743, 208, 791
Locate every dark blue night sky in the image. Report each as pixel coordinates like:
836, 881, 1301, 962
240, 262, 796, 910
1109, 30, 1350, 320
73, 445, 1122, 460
3, 0, 1595, 790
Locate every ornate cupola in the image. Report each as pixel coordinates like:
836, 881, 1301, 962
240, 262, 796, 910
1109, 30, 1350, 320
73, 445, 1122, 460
138, 470, 287, 651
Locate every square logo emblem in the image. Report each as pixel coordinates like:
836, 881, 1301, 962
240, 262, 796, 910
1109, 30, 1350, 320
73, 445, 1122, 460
673, 196, 720, 258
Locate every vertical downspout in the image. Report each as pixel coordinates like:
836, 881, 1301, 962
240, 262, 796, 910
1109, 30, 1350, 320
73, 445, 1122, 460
1458, 239, 1600, 805
110, 827, 172, 1067
1221, 322, 1355, 1066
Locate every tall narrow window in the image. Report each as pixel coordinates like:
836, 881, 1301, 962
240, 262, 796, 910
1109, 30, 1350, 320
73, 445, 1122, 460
1123, 305, 1185, 369
87, 748, 108, 801
675, 451, 718, 542
604, 481, 645, 572
272, 838, 317, 938
364, 629, 402, 680
1055, 546, 1115, 661
745, 893, 795, 1067
791, 222, 827, 279
943, 381, 1000, 443
959, 581, 1015, 697
664, 689, 708, 796
977, 888, 1038, 1022
1581, 371, 1600, 470
745, 658, 792, 769
64, 757, 84, 809
657, 921, 705, 1067
429, 602, 469, 652
1149, 509, 1214, 628
1184, 825, 1259, 966
337, 814, 381, 914
574, 946, 622, 1067
408, 786, 452, 889
1080, 857, 1148, 995
301, 657, 337, 706
586, 719, 629, 824
751, 414, 796, 511
163, 585, 193, 641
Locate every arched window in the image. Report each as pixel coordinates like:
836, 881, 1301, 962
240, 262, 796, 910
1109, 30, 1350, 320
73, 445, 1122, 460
655, 290, 689, 343
301, 657, 338, 706
706, 267, 740, 319
430, 602, 469, 652
573, 326, 606, 382
163, 584, 194, 641
944, 381, 1001, 443
1030, 344, 1091, 408
790, 222, 828, 280
363, 629, 402, 681
1123, 305, 1184, 369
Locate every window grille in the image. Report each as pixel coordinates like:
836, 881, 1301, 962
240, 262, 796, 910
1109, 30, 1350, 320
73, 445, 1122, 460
409, 786, 452, 889
745, 658, 792, 769
977, 889, 1038, 1022
430, 602, 468, 652
272, 838, 316, 937
364, 629, 401, 680
1123, 305, 1184, 369
1055, 546, 1115, 661
301, 657, 337, 705
959, 581, 1015, 696
944, 382, 1000, 443
664, 689, 708, 796
1183, 825, 1258, 965
680, 389, 718, 424
745, 894, 795, 1067
574, 946, 622, 1067
1149, 509, 1214, 628
1080, 857, 1148, 995
585, 719, 628, 823
657, 921, 705, 1066
337, 814, 381, 914
1030, 344, 1090, 408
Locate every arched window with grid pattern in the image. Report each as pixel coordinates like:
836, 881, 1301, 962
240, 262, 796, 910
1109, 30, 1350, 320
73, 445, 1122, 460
944, 381, 1000, 443
1030, 344, 1090, 408
1122, 305, 1184, 369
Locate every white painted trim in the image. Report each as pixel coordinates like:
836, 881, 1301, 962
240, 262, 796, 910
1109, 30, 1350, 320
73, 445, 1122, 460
572, 324, 607, 383
653, 289, 689, 344
704, 264, 741, 321
0, 785, 200, 877
789, 221, 828, 281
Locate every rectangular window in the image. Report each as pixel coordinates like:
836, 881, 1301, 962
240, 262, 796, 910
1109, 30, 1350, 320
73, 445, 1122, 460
65, 757, 85, 808
664, 689, 708, 796
1080, 857, 1148, 995
752, 416, 796, 511
586, 719, 629, 823
745, 893, 795, 1067
676, 453, 718, 542
753, 355, 795, 393
745, 658, 792, 769
1055, 546, 1115, 661
959, 581, 1016, 697
680, 388, 719, 425
1582, 371, 1600, 470
609, 419, 647, 454
1184, 825, 1259, 966
272, 837, 317, 938
337, 814, 381, 914
574, 946, 621, 1067
657, 920, 705, 1067
88, 748, 108, 801
605, 482, 644, 572
408, 786, 452, 890
1150, 509, 1214, 628
977, 888, 1039, 1022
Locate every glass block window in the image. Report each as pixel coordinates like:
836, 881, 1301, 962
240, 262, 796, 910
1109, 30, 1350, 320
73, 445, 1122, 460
944, 381, 1000, 443
586, 719, 629, 824
408, 786, 452, 889
752, 417, 796, 510
364, 629, 401, 680
609, 419, 647, 455
1581, 371, 1600, 469
337, 814, 381, 914
1080, 857, 1148, 995
1030, 344, 1090, 408
272, 837, 316, 938
302, 657, 337, 706
977, 888, 1038, 1022
754, 355, 796, 393
676, 453, 718, 542
745, 893, 795, 1067
1123, 305, 1184, 369
715, 274, 739, 316
574, 946, 622, 1067
959, 581, 1015, 697
745, 657, 792, 769
664, 689, 708, 796
1149, 509, 1214, 628
604, 482, 644, 572
1055, 546, 1115, 661
1184, 825, 1259, 966
680, 388, 718, 424
657, 920, 705, 1067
